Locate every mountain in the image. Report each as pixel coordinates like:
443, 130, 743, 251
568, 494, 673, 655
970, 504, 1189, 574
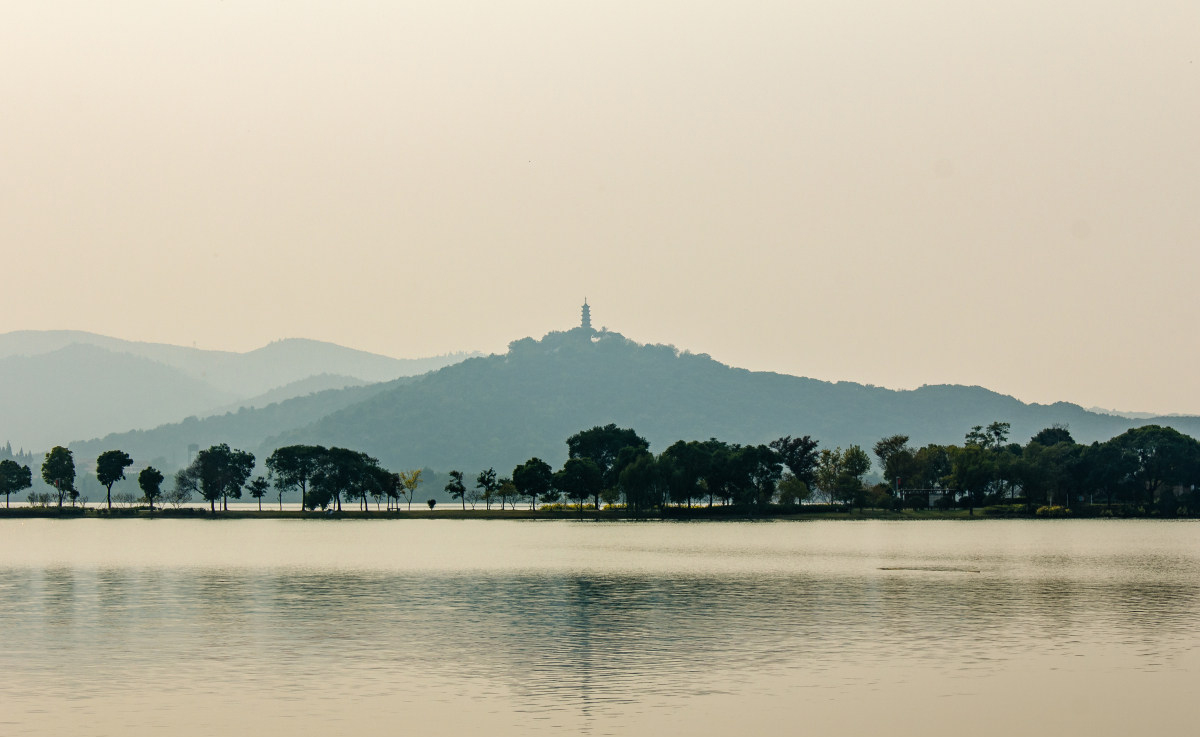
63, 327, 1200, 482
0, 345, 235, 451
269, 328, 1200, 473
0, 330, 474, 396
69, 380, 402, 470
202, 374, 370, 416
0, 330, 474, 450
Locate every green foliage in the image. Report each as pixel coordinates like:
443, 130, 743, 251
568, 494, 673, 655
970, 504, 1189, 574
137, 466, 164, 510
266, 445, 324, 510
398, 469, 424, 510
776, 474, 811, 506
96, 449, 134, 510
618, 450, 661, 514
554, 457, 602, 510
475, 468, 498, 510
1035, 505, 1070, 518
769, 436, 820, 487
445, 470, 467, 509
567, 424, 649, 508
816, 445, 871, 507
247, 475, 270, 510
513, 457, 554, 509
1031, 425, 1074, 446
179, 443, 255, 512
41, 446, 76, 507
0, 459, 33, 507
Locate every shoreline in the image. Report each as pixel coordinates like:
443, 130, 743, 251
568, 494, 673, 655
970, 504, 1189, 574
0, 505, 1175, 521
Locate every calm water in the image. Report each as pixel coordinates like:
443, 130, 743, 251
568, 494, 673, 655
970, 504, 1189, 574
1, 519, 1198, 736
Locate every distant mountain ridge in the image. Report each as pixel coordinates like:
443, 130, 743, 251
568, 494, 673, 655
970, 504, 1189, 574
65, 327, 1200, 485
0, 330, 475, 450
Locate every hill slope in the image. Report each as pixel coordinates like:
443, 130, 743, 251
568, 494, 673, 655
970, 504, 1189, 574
0, 330, 473, 396
62, 328, 1200, 479
0, 330, 474, 450
268, 329, 1200, 473
0, 345, 234, 450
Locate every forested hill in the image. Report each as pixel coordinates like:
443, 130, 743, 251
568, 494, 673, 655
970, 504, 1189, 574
266, 328, 1200, 473
1, 330, 473, 451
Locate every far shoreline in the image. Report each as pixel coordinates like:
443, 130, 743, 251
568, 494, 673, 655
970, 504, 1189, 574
0, 505, 1178, 521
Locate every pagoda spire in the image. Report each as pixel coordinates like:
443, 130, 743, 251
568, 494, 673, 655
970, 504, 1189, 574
581, 298, 592, 330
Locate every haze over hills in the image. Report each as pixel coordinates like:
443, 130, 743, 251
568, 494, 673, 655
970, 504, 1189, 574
0, 330, 474, 450
65, 325, 1200, 492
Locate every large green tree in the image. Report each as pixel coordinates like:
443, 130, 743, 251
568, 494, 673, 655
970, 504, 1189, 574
872, 435, 916, 489
0, 459, 33, 508
181, 443, 255, 512
618, 451, 661, 515
266, 445, 326, 511
96, 450, 134, 511
815, 446, 872, 508
567, 424, 649, 509
42, 446, 76, 508
554, 457, 602, 515
138, 466, 164, 511
659, 440, 710, 508
769, 435, 820, 488
739, 444, 783, 508
512, 458, 553, 510
1109, 425, 1200, 509
308, 447, 377, 512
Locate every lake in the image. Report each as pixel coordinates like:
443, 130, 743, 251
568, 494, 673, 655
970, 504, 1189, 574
1, 519, 1197, 736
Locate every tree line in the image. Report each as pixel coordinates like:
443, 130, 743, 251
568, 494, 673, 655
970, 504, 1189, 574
3, 422, 1199, 516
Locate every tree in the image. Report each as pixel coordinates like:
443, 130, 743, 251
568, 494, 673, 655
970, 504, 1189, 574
465, 485, 483, 510
247, 475, 270, 511
966, 422, 1011, 450
1109, 425, 1200, 509
660, 440, 711, 508
567, 424, 650, 509
496, 477, 517, 510
618, 451, 661, 515
445, 470, 467, 510
96, 450, 134, 511
309, 448, 377, 512
0, 459, 33, 508
138, 466, 164, 511
173, 465, 200, 507
512, 458, 553, 510
1031, 425, 1074, 446
427, 499, 437, 510
399, 469, 424, 511
554, 458, 602, 515
42, 446, 76, 508
739, 444, 782, 507
475, 469, 498, 510
704, 441, 740, 506
946, 444, 993, 514
776, 474, 810, 507
815, 446, 871, 508
181, 444, 255, 512
362, 466, 396, 512
770, 435, 820, 488
266, 445, 325, 513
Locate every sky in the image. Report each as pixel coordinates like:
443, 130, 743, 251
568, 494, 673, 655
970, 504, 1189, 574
2, 1, 1198, 414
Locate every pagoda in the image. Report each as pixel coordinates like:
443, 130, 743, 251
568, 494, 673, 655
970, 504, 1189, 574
580, 299, 592, 330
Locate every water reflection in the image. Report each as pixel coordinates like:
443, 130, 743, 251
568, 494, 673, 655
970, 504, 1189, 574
2, 520, 1199, 736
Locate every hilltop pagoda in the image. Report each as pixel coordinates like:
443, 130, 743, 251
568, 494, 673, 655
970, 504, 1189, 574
580, 299, 592, 331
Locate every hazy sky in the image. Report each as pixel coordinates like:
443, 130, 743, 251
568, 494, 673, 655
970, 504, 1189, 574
2, 2, 1197, 414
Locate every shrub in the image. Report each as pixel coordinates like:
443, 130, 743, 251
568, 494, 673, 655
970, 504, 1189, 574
1035, 505, 1070, 518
